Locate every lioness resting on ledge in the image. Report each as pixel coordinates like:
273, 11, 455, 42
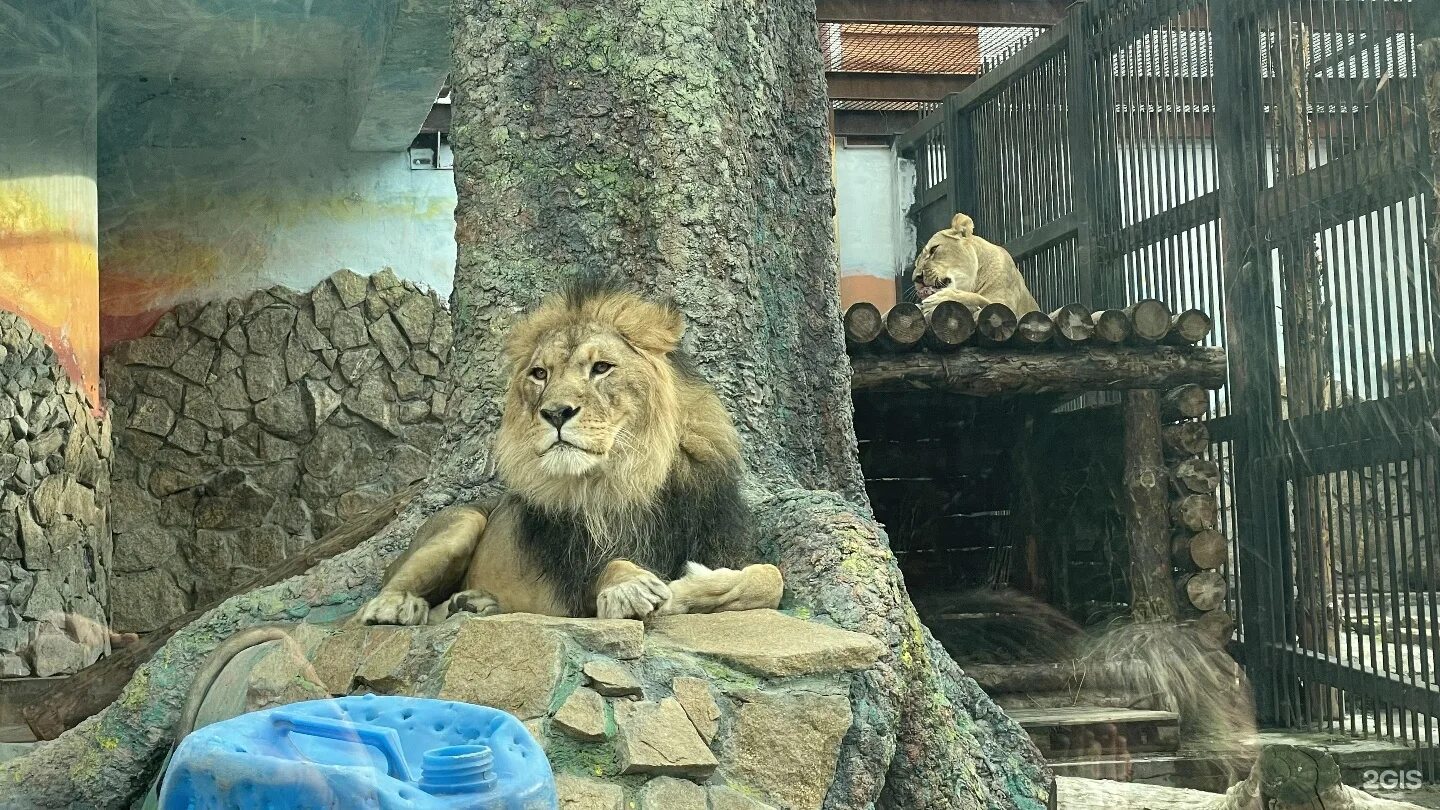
358, 278, 784, 625
912, 212, 1040, 316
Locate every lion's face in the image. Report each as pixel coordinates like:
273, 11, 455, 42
509, 329, 661, 477
495, 282, 685, 511
912, 229, 977, 297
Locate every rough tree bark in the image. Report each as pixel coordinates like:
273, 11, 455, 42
1, 1, 1050, 808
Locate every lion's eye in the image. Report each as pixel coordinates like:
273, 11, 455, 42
591, 361, 614, 376
529, 367, 548, 381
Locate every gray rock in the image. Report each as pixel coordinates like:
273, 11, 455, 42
369, 314, 409, 368
29, 429, 62, 460
0, 653, 30, 677
284, 334, 316, 382
370, 268, 402, 291
431, 318, 454, 360
213, 371, 250, 410
301, 426, 350, 478
329, 310, 369, 351
294, 310, 332, 352
383, 444, 431, 490
302, 379, 342, 427
725, 691, 852, 810
339, 347, 381, 383
392, 368, 425, 401
186, 525, 287, 603
149, 312, 180, 338
311, 281, 344, 328
192, 302, 228, 339
129, 394, 176, 437
614, 698, 718, 777
148, 468, 202, 498
344, 378, 398, 436
430, 392, 449, 419
195, 480, 269, 530
134, 369, 186, 410
184, 389, 224, 430
414, 351, 443, 378
113, 337, 180, 368
243, 355, 288, 402
584, 659, 643, 698
110, 568, 190, 634
172, 337, 218, 384
556, 774, 624, 810
330, 269, 369, 308
650, 610, 884, 677
255, 386, 309, 440
259, 431, 299, 462
337, 485, 388, 519
245, 307, 295, 356
398, 400, 431, 425
639, 777, 706, 810
552, 687, 607, 741
671, 678, 720, 745
222, 324, 248, 355
393, 297, 436, 344
170, 417, 207, 454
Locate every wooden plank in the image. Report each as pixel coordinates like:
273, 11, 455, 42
827, 71, 977, 102
1006, 707, 1180, 728
850, 346, 1227, 395
1006, 214, 1080, 263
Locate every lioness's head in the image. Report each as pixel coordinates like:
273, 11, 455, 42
913, 212, 979, 297
496, 278, 727, 511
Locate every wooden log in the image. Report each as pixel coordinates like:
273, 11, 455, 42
1049, 304, 1094, 347
880, 302, 926, 351
1010, 310, 1056, 348
974, 302, 1018, 346
1172, 528, 1228, 570
923, 300, 976, 350
849, 346, 1228, 395
1171, 458, 1221, 494
1091, 309, 1132, 344
1163, 309, 1213, 345
1123, 389, 1177, 622
1177, 570, 1227, 613
1171, 493, 1219, 532
1161, 384, 1209, 422
23, 485, 420, 741
1125, 299, 1172, 343
1162, 421, 1210, 457
844, 301, 884, 351
1189, 609, 1236, 645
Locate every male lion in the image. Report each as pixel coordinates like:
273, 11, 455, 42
357, 278, 784, 625
912, 212, 1040, 316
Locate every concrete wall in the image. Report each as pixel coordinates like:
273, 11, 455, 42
98, 78, 456, 347
834, 142, 914, 310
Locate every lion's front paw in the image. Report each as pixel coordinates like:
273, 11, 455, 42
446, 589, 502, 617
596, 573, 672, 620
358, 591, 429, 626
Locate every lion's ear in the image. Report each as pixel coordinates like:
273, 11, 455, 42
614, 298, 685, 355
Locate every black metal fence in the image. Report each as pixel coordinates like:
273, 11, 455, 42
900, 0, 1438, 768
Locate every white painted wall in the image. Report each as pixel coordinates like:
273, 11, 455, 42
834, 142, 915, 288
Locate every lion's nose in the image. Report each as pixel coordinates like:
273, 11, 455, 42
540, 404, 580, 429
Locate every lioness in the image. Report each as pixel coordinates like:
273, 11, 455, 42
912, 212, 1040, 316
358, 278, 784, 625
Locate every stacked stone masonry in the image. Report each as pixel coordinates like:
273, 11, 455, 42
197, 609, 886, 810
0, 312, 113, 677
104, 269, 452, 634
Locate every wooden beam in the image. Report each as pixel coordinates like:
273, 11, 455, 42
1124, 390, 1178, 622
827, 71, 976, 101
815, 0, 1069, 25
849, 346, 1227, 395
832, 109, 923, 137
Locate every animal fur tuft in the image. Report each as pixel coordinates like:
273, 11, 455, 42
915, 587, 1083, 665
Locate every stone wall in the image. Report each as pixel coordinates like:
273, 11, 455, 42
193, 609, 885, 810
0, 312, 113, 677
104, 269, 452, 633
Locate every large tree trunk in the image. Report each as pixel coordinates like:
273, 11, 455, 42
0, 1, 1049, 807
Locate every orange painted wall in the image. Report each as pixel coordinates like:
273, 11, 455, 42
0, 178, 101, 408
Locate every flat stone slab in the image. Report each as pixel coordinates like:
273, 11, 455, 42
482, 614, 644, 659
614, 698, 718, 777
553, 687, 607, 741
650, 609, 885, 677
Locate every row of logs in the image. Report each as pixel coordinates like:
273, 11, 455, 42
845, 299, 1213, 354
1163, 384, 1231, 639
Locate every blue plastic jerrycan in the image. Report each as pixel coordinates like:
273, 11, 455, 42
158, 694, 558, 809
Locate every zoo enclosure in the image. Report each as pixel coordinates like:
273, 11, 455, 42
899, 0, 1438, 767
